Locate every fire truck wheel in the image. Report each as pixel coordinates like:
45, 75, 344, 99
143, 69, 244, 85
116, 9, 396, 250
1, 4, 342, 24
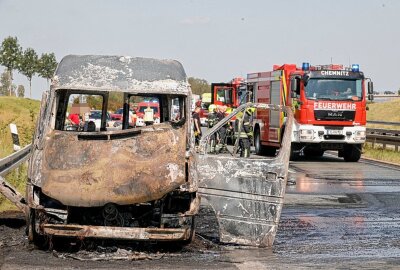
254, 127, 276, 156
343, 145, 361, 162
254, 127, 263, 155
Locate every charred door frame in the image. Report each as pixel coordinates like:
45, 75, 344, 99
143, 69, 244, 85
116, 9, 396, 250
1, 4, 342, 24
196, 103, 293, 247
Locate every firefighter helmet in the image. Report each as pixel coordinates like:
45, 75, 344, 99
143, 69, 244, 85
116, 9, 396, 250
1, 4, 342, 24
246, 107, 256, 114
208, 104, 217, 112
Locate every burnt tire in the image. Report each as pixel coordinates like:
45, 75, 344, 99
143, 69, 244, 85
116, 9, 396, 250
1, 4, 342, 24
343, 145, 361, 162
179, 216, 196, 246
28, 209, 49, 250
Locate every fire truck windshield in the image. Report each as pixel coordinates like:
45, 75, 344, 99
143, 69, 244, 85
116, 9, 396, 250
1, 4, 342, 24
216, 87, 233, 103
305, 79, 362, 101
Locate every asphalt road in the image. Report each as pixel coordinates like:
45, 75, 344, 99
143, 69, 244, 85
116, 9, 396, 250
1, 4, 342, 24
1, 154, 400, 269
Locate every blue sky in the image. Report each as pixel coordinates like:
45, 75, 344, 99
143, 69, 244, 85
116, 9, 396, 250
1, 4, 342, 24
0, 0, 399, 99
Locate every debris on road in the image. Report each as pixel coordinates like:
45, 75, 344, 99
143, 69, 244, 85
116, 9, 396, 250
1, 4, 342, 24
52, 248, 164, 261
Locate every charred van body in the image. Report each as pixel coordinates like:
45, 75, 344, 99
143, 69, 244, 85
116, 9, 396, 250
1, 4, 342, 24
26, 55, 199, 246
12, 54, 295, 249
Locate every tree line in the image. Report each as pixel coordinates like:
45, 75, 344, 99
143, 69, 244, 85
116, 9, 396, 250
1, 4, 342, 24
0, 36, 58, 98
188, 77, 210, 95
0, 36, 211, 100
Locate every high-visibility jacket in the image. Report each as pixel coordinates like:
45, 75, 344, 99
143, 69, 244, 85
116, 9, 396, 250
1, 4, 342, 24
236, 110, 253, 138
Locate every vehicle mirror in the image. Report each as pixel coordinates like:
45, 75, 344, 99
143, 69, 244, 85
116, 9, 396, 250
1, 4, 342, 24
368, 81, 374, 94
302, 74, 310, 87
290, 78, 297, 92
368, 94, 374, 101
290, 77, 300, 97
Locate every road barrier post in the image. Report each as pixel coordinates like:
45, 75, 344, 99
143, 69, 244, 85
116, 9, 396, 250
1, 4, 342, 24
9, 123, 21, 152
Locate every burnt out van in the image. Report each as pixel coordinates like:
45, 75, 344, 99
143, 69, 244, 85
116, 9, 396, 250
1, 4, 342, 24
26, 55, 200, 246
0, 54, 295, 249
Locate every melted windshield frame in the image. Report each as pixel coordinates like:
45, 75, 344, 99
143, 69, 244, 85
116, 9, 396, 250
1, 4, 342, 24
54, 89, 187, 132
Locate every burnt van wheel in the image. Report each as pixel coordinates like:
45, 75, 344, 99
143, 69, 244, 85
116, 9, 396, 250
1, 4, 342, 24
181, 216, 196, 245
28, 209, 49, 250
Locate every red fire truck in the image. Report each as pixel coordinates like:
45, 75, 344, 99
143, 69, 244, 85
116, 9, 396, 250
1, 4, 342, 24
209, 77, 249, 142
246, 63, 373, 161
211, 77, 248, 109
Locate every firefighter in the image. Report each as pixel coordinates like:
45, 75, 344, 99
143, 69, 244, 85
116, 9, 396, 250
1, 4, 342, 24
207, 104, 218, 153
192, 106, 202, 146
238, 107, 255, 158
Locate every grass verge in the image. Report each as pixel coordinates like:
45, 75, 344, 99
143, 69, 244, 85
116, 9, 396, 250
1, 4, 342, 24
363, 143, 400, 165
367, 99, 400, 130
0, 164, 28, 212
0, 96, 40, 212
365, 99, 400, 164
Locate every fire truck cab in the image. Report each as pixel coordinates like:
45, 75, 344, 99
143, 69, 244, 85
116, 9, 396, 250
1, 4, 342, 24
211, 77, 248, 109
247, 63, 373, 162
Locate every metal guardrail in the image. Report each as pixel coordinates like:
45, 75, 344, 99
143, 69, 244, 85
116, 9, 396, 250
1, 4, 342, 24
368, 120, 400, 127
367, 121, 400, 151
0, 144, 31, 215
0, 144, 32, 176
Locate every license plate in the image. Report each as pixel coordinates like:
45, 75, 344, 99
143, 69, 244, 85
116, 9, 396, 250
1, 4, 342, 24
327, 129, 342, 135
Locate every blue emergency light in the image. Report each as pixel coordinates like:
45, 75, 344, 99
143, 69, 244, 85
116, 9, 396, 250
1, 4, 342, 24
351, 64, 360, 72
302, 62, 310, 71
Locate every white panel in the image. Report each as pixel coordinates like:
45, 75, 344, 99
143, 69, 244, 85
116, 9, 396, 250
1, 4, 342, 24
9, 123, 18, 134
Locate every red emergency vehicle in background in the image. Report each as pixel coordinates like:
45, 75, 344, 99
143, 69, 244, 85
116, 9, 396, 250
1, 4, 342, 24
198, 93, 211, 126
211, 77, 248, 109
135, 101, 160, 126
246, 63, 373, 162
208, 77, 248, 141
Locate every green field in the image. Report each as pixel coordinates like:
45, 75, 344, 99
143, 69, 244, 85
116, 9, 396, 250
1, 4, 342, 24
367, 98, 400, 129
0, 96, 40, 211
364, 98, 400, 163
0, 97, 40, 157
